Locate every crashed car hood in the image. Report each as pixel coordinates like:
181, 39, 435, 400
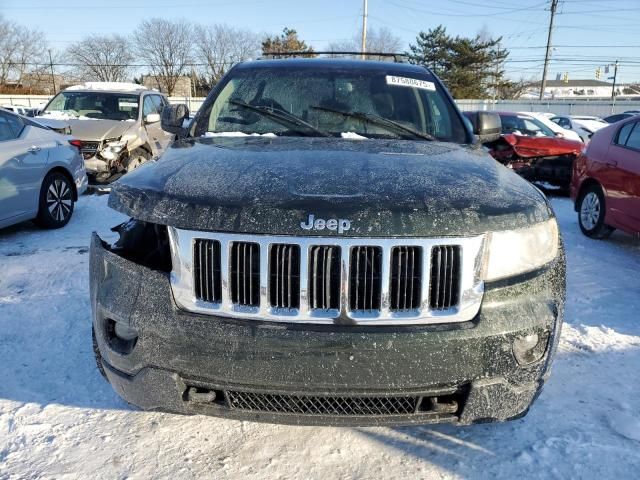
108, 136, 552, 237
35, 117, 133, 142
502, 134, 583, 158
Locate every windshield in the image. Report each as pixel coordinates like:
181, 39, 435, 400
196, 65, 468, 143
44, 92, 140, 121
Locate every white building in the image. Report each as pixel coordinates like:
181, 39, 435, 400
522, 80, 621, 99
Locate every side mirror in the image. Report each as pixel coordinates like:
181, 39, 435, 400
161, 104, 189, 136
145, 113, 161, 124
555, 132, 565, 138
466, 111, 502, 143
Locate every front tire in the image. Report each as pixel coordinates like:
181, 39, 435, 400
578, 184, 614, 239
34, 171, 74, 229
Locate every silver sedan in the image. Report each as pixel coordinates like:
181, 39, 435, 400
0, 109, 87, 229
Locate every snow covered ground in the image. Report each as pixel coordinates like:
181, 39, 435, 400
1, 194, 639, 479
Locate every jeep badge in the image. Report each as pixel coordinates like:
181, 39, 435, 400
300, 214, 351, 234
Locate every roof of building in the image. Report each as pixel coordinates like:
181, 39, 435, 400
533, 79, 612, 88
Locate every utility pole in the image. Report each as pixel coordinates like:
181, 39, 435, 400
539, 0, 559, 100
361, 0, 368, 60
611, 60, 619, 113
48, 50, 57, 95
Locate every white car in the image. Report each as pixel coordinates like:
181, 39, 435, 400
0, 109, 88, 229
1, 104, 30, 116
550, 115, 607, 142
519, 112, 583, 142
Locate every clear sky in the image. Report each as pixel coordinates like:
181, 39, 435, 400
2, 0, 640, 84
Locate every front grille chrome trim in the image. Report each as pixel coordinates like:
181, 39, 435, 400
168, 228, 486, 326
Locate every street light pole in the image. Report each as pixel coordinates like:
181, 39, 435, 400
611, 59, 619, 113
539, 0, 559, 100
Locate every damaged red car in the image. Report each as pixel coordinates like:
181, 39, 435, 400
465, 111, 583, 189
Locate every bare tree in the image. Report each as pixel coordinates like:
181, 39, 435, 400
194, 24, 259, 86
134, 18, 194, 95
0, 16, 46, 86
329, 27, 403, 59
67, 34, 133, 82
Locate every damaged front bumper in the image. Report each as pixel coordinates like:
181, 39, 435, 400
90, 232, 565, 426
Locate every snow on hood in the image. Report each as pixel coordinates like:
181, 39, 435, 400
38, 111, 95, 121
203, 131, 277, 138
65, 82, 148, 93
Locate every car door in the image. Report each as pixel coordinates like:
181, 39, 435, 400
605, 121, 640, 232
0, 111, 50, 222
142, 94, 165, 158
152, 95, 174, 152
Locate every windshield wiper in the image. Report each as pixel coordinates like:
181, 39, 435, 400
310, 105, 435, 141
229, 100, 330, 137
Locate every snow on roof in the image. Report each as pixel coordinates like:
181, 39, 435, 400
65, 82, 148, 93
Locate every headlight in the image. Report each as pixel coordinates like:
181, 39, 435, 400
103, 138, 127, 153
483, 219, 559, 282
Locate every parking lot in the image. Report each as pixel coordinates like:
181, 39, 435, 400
1, 193, 639, 479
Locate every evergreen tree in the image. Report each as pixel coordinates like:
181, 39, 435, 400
407, 26, 512, 99
261, 28, 315, 57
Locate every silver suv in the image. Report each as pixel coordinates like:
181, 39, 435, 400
37, 82, 173, 182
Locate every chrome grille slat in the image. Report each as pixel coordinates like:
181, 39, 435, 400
230, 242, 260, 307
193, 239, 221, 303
269, 244, 300, 309
169, 229, 485, 325
350, 246, 382, 311
430, 245, 461, 310
309, 245, 340, 310
390, 246, 422, 311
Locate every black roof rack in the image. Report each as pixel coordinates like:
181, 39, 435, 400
261, 51, 409, 63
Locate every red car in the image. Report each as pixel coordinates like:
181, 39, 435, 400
466, 111, 583, 188
571, 115, 640, 238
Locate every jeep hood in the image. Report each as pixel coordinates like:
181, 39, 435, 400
35, 117, 133, 142
108, 136, 552, 237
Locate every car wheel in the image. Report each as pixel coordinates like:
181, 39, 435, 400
578, 185, 614, 239
92, 326, 107, 381
125, 148, 151, 172
34, 171, 74, 229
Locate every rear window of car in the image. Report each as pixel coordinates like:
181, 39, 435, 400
624, 123, 640, 150
0, 111, 24, 141
616, 122, 636, 146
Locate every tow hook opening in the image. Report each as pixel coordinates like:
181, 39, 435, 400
105, 319, 138, 355
183, 386, 225, 406
418, 393, 464, 415
513, 330, 550, 366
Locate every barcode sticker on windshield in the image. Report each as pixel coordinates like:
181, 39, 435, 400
385, 76, 436, 91
119, 101, 138, 108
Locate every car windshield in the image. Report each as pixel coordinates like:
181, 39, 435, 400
197, 65, 468, 143
501, 115, 555, 137
44, 92, 139, 121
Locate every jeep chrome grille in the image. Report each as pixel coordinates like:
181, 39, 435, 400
168, 229, 486, 325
